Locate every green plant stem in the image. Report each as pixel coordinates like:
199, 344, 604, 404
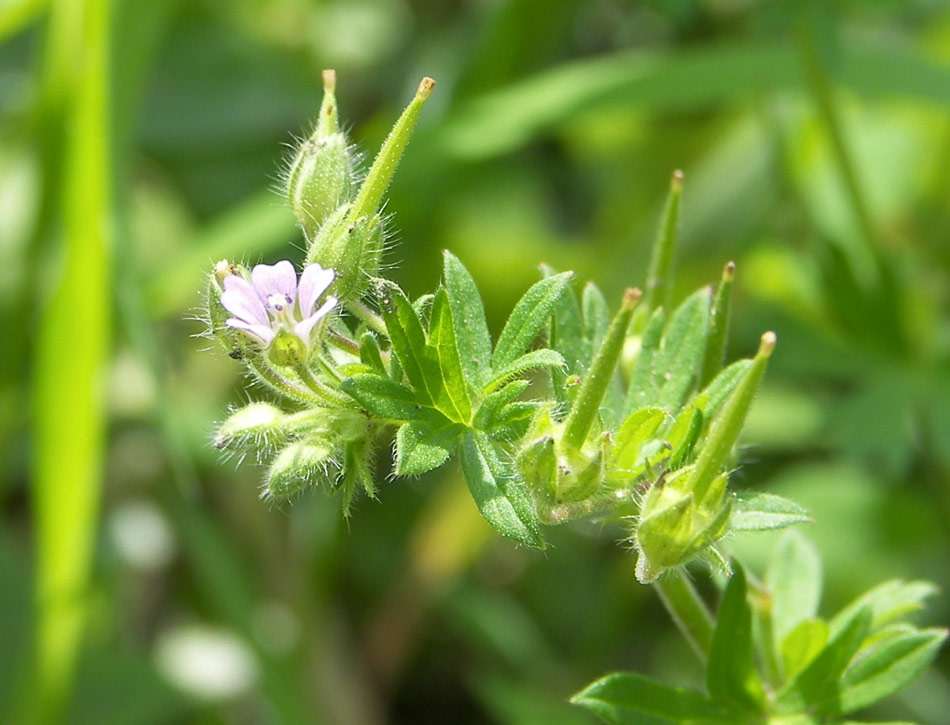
293, 363, 352, 407
347, 299, 387, 336
249, 359, 319, 404
653, 573, 714, 661
327, 328, 361, 355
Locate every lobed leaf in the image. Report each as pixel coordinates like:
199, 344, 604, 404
571, 672, 737, 725
341, 374, 423, 422
729, 492, 812, 532
839, 628, 948, 714
483, 349, 566, 395
493, 272, 573, 371
394, 417, 462, 477
428, 289, 473, 422
473, 380, 530, 431
459, 431, 544, 549
655, 288, 712, 413
377, 280, 442, 405
442, 251, 493, 388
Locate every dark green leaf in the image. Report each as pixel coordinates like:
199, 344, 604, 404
442, 251, 493, 388
394, 417, 462, 477
341, 374, 423, 422
459, 430, 544, 549
775, 605, 872, 716
839, 628, 948, 714
493, 272, 572, 370
655, 288, 712, 413
729, 493, 812, 532
571, 672, 737, 725
428, 288, 472, 422
707, 564, 765, 712
483, 349, 566, 394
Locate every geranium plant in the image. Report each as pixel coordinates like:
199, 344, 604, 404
202, 72, 945, 724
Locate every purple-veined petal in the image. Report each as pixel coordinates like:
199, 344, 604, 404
226, 318, 277, 345
293, 296, 337, 341
221, 276, 269, 326
252, 261, 298, 308
297, 264, 335, 317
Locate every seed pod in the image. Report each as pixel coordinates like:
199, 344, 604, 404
306, 205, 383, 301
286, 70, 355, 238
214, 402, 286, 450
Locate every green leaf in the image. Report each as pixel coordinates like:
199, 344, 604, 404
376, 280, 441, 405
830, 580, 940, 638
775, 605, 872, 716
695, 360, 753, 420
341, 374, 423, 422
459, 430, 544, 549
582, 282, 611, 353
571, 672, 737, 725
473, 380, 530, 431
781, 618, 829, 680
839, 629, 948, 714
768, 531, 823, 647
428, 288, 472, 422
608, 407, 666, 473
394, 417, 462, 477
358, 331, 387, 375
655, 288, 712, 413
483, 349, 566, 394
707, 564, 765, 712
624, 307, 666, 414
729, 493, 812, 532
543, 265, 587, 375
493, 272, 572, 371
443, 251, 493, 388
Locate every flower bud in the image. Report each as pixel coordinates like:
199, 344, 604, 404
207, 260, 260, 359
285, 70, 355, 239
214, 402, 286, 450
265, 438, 336, 498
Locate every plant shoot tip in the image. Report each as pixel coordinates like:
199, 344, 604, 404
759, 331, 777, 356
723, 261, 736, 281
322, 69, 336, 93
623, 287, 642, 309
417, 77, 436, 100
671, 169, 684, 191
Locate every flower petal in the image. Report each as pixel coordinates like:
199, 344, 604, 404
226, 318, 276, 345
251, 261, 298, 307
293, 296, 337, 341
297, 264, 335, 317
221, 276, 269, 326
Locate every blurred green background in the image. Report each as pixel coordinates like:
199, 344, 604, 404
1, 0, 949, 722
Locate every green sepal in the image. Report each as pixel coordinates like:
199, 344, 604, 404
265, 437, 336, 498
459, 430, 544, 549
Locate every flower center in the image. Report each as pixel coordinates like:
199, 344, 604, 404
265, 293, 296, 325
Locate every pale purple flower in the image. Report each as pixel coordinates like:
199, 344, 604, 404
221, 261, 336, 348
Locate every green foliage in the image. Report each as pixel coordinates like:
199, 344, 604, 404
575, 547, 946, 724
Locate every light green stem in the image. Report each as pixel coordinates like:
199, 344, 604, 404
347, 299, 387, 336
294, 363, 352, 407
249, 359, 320, 405
653, 572, 714, 660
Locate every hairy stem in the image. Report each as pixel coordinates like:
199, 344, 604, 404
653, 572, 714, 661
347, 299, 387, 336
